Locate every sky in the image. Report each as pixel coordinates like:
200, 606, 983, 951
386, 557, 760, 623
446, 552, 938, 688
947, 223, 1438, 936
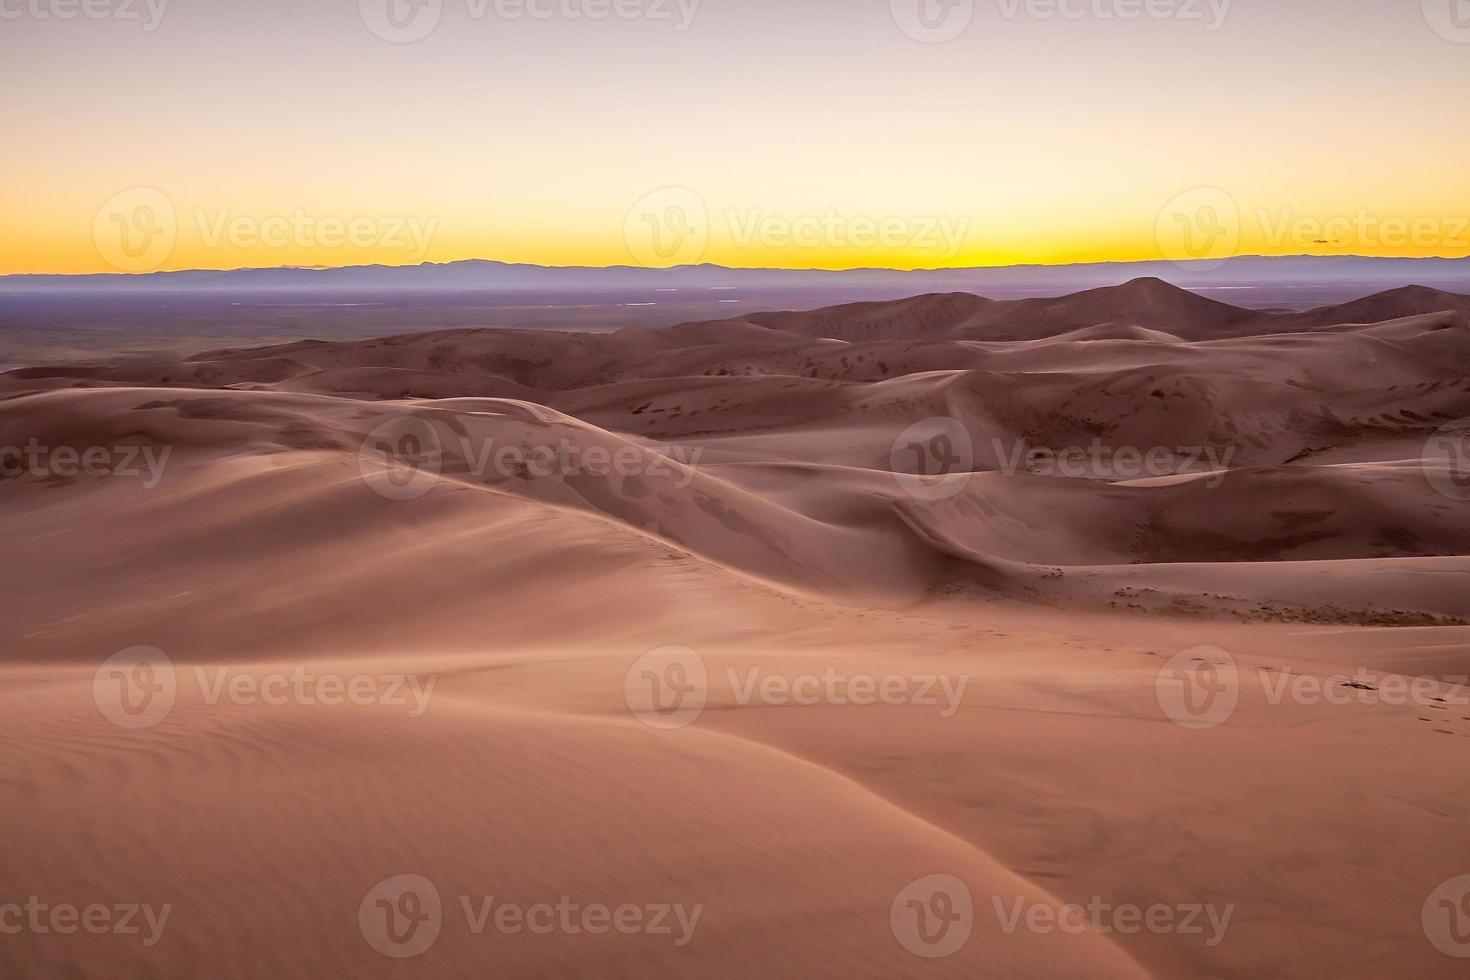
3, 0, 1469, 274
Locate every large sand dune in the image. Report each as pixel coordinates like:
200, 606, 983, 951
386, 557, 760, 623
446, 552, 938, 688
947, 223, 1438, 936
2, 279, 1468, 978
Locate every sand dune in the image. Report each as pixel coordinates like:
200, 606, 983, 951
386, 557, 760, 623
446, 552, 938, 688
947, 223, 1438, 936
2, 280, 1468, 978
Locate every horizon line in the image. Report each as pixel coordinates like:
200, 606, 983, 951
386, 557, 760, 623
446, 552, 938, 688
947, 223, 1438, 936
6, 251, 1470, 282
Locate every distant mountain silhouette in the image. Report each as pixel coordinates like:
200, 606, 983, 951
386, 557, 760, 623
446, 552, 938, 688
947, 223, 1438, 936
3, 255, 1468, 295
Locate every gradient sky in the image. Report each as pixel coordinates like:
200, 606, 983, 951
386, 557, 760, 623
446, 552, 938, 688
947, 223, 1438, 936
4, 0, 1469, 274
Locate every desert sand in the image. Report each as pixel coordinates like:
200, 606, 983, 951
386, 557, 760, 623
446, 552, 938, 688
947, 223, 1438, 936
1, 278, 1468, 978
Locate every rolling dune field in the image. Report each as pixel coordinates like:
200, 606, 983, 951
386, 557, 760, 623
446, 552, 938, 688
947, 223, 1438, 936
2, 279, 1469, 978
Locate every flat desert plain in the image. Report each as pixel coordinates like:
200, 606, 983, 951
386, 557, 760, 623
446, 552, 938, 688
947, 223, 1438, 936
2, 278, 1469, 978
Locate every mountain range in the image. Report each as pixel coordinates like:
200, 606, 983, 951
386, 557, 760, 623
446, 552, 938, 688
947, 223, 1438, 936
4, 254, 1469, 294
